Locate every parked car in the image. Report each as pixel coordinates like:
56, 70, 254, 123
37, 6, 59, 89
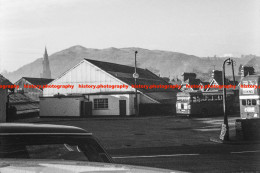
0, 159, 180, 173
0, 123, 112, 162
0, 123, 179, 172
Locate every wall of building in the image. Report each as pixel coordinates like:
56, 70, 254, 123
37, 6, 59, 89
88, 93, 138, 116
0, 89, 7, 122
40, 94, 137, 117
40, 97, 84, 117
43, 61, 134, 96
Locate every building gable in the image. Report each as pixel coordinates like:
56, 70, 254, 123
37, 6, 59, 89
43, 60, 135, 96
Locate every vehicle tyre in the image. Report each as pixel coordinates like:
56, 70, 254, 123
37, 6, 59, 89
201, 108, 208, 117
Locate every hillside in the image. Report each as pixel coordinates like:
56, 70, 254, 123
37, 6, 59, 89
3, 45, 259, 83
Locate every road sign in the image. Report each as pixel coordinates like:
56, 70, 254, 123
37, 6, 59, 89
133, 73, 139, 79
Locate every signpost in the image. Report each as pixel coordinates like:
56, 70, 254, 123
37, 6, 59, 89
134, 51, 139, 117
133, 73, 139, 79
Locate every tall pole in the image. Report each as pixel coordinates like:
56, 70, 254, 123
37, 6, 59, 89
231, 60, 236, 86
221, 58, 230, 141
134, 51, 139, 117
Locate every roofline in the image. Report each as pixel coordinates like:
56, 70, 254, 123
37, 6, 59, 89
40, 95, 85, 98
0, 74, 14, 90
84, 58, 146, 71
22, 77, 53, 80
46, 60, 86, 86
85, 59, 159, 103
84, 91, 136, 95
84, 59, 135, 91
140, 92, 160, 103
206, 78, 217, 91
14, 78, 23, 85
16, 77, 43, 91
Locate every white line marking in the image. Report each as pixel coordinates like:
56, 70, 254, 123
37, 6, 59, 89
112, 153, 199, 159
231, 150, 260, 154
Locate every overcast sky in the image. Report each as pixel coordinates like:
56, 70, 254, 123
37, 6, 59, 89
0, 0, 259, 72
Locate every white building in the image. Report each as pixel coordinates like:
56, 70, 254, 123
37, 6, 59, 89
40, 59, 177, 117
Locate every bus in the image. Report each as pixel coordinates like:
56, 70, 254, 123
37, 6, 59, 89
176, 90, 238, 117
239, 75, 260, 119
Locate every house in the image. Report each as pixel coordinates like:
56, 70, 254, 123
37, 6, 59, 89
200, 81, 210, 91
40, 59, 178, 117
236, 66, 256, 88
0, 74, 14, 122
15, 77, 53, 101
180, 73, 209, 91
181, 78, 202, 92
206, 70, 239, 92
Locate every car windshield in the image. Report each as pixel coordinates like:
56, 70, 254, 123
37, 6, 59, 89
0, 135, 110, 163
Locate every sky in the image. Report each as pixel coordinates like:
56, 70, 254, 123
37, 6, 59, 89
0, 0, 259, 72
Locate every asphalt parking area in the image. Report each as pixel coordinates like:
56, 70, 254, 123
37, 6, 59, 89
16, 115, 240, 149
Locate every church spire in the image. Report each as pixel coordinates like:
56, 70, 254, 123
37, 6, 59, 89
44, 46, 48, 57
41, 46, 51, 78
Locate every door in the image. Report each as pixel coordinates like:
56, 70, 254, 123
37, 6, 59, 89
80, 101, 92, 117
119, 100, 126, 116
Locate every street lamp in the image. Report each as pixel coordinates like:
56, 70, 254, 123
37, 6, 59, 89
220, 58, 234, 141
133, 51, 139, 117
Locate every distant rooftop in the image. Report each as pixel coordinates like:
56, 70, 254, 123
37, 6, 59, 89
0, 74, 13, 86
0, 74, 14, 91
22, 77, 54, 87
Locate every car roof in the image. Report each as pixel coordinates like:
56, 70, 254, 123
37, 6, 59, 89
0, 123, 92, 135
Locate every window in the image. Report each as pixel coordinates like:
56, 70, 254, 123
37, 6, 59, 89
26, 144, 88, 161
192, 96, 201, 103
213, 95, 218, 101
218, 95, 223, 101
94, 99, 108, 109
252, 99, 256, 105
177, 96, 190, 101
208, 96, 214, 101
201, 96, 207, 102
242, 99, 246, 105
192, 96, 197, 102
0, 135, 110, 163
247, 99, 252, 106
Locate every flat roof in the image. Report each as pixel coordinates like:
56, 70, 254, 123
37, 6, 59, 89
0, 123, 91, 135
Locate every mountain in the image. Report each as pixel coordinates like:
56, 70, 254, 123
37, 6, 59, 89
3, 45, 259, 83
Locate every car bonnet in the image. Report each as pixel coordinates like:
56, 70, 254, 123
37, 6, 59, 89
0, 159, 183, 173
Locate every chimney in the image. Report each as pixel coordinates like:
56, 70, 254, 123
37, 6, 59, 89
182, 73, 196, 81
211, 70, 222, 79
241, 66, 255, 77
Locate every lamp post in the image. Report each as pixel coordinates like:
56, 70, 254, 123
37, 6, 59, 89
231, 59, 236, 85
133, 51, 139, 117
221, 58, 232, 141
